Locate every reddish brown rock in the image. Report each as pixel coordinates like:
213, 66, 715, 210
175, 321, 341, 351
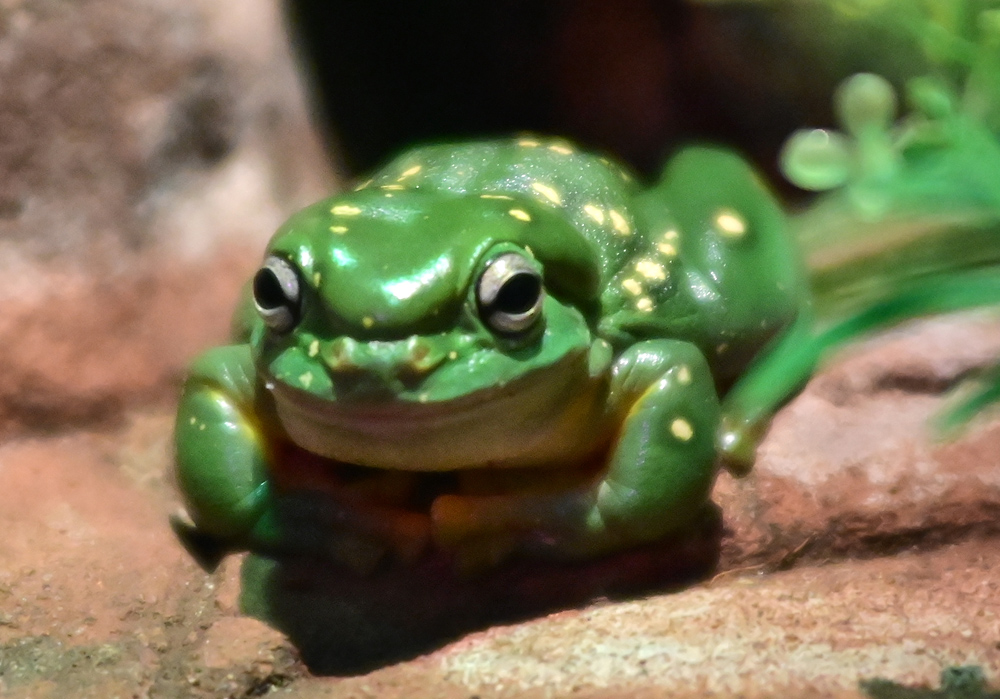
718, 315, 1000, 573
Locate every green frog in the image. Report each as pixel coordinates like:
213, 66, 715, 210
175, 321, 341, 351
173, 136, 807, 572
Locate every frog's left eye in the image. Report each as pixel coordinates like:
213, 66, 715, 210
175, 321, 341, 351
477, 252, 545, 336
253, 255, 301, 333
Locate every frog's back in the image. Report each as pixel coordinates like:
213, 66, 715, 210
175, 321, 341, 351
363, 137, 640, 273
365, 138, 806, 387
609, 146, 808, 387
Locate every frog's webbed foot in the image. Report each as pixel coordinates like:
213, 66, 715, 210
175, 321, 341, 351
170, 510, 230, 572
274, 488, 432, 572
432, 340, 721, 569
432, 489, 592, 573
270, 455, 433, 568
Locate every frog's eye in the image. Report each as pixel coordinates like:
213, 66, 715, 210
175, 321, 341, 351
477, 252, 545, 336
253, 255, 301, 333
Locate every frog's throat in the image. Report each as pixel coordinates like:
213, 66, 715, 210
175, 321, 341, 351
266, 354, 609, 472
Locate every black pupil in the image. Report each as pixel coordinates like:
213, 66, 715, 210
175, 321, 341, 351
253, 268, 287, 310
494, 273, 541, 314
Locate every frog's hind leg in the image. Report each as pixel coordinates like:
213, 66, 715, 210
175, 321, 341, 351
718, 268, 1000, 474
432, 339, 720, 564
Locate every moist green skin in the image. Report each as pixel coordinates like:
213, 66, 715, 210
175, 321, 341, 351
174, 137, 806, 570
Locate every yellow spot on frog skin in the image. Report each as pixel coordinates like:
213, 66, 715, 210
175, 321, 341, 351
671, 418, 694, 442
715, 208, 747, 238
583, 204, 605, 225
400, 164, 422, 178
362, 316, 375, 329
635, 259, 667, 281
518, 138, 540, 148
313, 271, 322, 286
609, 209, 631, 236
330, 225, 348, 234
621, 278, 643, 296
199, 423, 206, 431
418, 393, 429, 403
308, 340, 319, 357
636, 296, 654, 312
299, 372, 313, 389
662, 229, 679, 241
381, 184, 404, 191
548, 143, 573, 155
717, 342, 729, 355
189, 416, 196, 425
508, 208, 532, 222
331, 204, 362, 216
530, 182, 563, 206
480, 194, 514, 201
448, 350, 458, 360
677, 365, 692, 385
354, 179, 373, 191
657, 242, 678, 257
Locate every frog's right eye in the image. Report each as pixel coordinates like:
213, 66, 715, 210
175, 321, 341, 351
253, 256, 301, 333
477, 252, 545, 336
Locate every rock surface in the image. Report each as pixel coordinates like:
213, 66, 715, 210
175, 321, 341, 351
0, 0, 332, 435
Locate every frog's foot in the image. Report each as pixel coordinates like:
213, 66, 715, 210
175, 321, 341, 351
170, 509, 230, 572
715, 413, 769, 477
281, 492, 432, 567
432, 490, 586, 571
432, 340, 721, 567
270, 457, 432, 565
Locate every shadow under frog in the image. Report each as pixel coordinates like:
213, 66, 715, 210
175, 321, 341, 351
172, 137, 806, 673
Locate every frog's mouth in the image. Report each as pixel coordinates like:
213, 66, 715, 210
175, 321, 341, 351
264, 355, 608, 472
270, 378, 513, 436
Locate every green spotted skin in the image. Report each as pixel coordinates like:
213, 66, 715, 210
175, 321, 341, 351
174, 137, 807, 571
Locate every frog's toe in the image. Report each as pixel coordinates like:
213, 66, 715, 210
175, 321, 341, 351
323, 530, 389, 576
170, 510, 229, 572
452, 533, 520, 575
430, 493, 519, 548
430, 494, 481, 548
431, 491, 573, 565
277, 492, 431, 567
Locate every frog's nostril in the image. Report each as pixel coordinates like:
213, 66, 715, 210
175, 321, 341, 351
404, 337, 444, 374
411, 343, 429, 363
323, 338, 360, 372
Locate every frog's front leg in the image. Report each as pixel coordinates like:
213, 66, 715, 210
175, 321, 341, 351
432, 340, 720, 566
173, 345, 428, 571
173, 345, 277, 568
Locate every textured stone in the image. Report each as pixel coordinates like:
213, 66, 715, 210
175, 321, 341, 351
0, 0, 332, 434
717, 314, 1000, 572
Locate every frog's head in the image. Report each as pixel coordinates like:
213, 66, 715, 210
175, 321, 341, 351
248, 189, 610, 470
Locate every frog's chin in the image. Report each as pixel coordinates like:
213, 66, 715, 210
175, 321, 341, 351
266, 358, 609, 472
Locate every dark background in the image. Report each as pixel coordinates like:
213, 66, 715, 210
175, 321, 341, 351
284, 0, 915, 182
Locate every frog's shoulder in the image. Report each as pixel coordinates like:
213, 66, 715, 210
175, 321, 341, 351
361, 137, 645, 266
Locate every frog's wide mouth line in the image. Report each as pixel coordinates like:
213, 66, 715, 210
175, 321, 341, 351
267, 376, 519, 430
263, 349, 593, 433
260, 348, 606, 471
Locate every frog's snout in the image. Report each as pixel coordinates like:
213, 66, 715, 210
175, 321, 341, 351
321, 336, 447, 382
